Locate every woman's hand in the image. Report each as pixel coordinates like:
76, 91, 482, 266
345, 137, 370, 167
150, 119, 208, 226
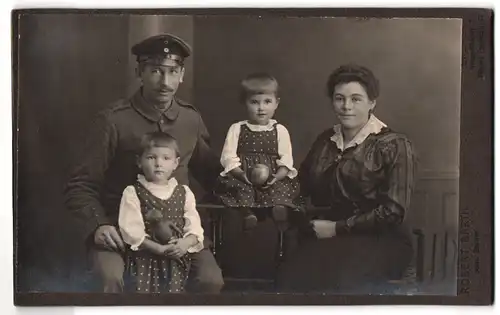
311, 220, 337, 238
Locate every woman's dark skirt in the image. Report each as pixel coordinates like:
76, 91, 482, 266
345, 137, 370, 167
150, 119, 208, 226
275, 229, 413, 294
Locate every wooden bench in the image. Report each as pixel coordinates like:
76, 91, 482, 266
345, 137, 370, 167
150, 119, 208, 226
198, 203, 426, 292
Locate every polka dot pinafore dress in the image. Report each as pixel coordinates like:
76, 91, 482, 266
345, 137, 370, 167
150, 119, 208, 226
215, 123, 300, 208
125, 181, 191, 293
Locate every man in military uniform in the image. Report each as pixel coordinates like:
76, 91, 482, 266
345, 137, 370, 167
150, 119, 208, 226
65, 34, 224, 293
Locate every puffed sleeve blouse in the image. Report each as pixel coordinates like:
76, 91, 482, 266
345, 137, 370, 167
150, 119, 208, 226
298, 116, 417, 235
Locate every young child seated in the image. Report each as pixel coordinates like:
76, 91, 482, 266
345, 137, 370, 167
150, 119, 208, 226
214, 72, 300, 231
118, 131, 204, 293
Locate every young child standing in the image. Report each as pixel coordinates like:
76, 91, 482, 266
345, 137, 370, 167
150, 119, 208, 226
214, 73, 300, 231
118, 131, 204, 293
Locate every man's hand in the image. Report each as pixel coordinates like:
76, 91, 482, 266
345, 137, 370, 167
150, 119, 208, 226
94, 225, 125, 252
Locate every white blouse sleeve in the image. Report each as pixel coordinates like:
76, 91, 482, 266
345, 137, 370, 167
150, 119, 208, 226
220, 122, 242, 176
182, 185, 204, 253
276, 124, 298, 178
118, 186, 147, 251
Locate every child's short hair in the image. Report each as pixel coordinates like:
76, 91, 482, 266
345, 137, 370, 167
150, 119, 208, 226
138, 131, 180, 157
239, 72, 279, 103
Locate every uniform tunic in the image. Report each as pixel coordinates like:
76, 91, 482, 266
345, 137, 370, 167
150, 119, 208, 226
64, 88, 221, 242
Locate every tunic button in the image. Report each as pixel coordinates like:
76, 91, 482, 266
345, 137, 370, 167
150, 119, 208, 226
160, 119, 164, 124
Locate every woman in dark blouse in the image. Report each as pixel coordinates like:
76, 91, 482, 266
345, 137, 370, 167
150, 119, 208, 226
276, 64, 416, 293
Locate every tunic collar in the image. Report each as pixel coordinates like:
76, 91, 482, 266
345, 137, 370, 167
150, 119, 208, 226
131, 88, 180, 122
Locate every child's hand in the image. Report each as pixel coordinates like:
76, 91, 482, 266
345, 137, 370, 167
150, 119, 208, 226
165, 238, 190, 259
261, 174, 279, 189
156, 243, 175, 256
262, 166, 289, 189
230, 168, 252, 185
238, 173, 252, 185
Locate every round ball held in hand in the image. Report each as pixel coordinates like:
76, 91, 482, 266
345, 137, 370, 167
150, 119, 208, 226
250, 164, 270, 186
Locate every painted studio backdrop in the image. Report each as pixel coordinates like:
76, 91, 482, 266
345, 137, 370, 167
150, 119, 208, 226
16, 14, 462, 293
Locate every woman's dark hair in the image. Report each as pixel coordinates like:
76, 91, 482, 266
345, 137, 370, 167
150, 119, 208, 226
138, 131, 180, 157
326, 64, 380, 101
239, 72, 279, 103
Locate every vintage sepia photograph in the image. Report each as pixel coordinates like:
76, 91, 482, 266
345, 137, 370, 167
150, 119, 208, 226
12, 9, 492, 305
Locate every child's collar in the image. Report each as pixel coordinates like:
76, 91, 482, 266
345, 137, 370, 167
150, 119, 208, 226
137, 174, 178, 188
243, 119, 277, 131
